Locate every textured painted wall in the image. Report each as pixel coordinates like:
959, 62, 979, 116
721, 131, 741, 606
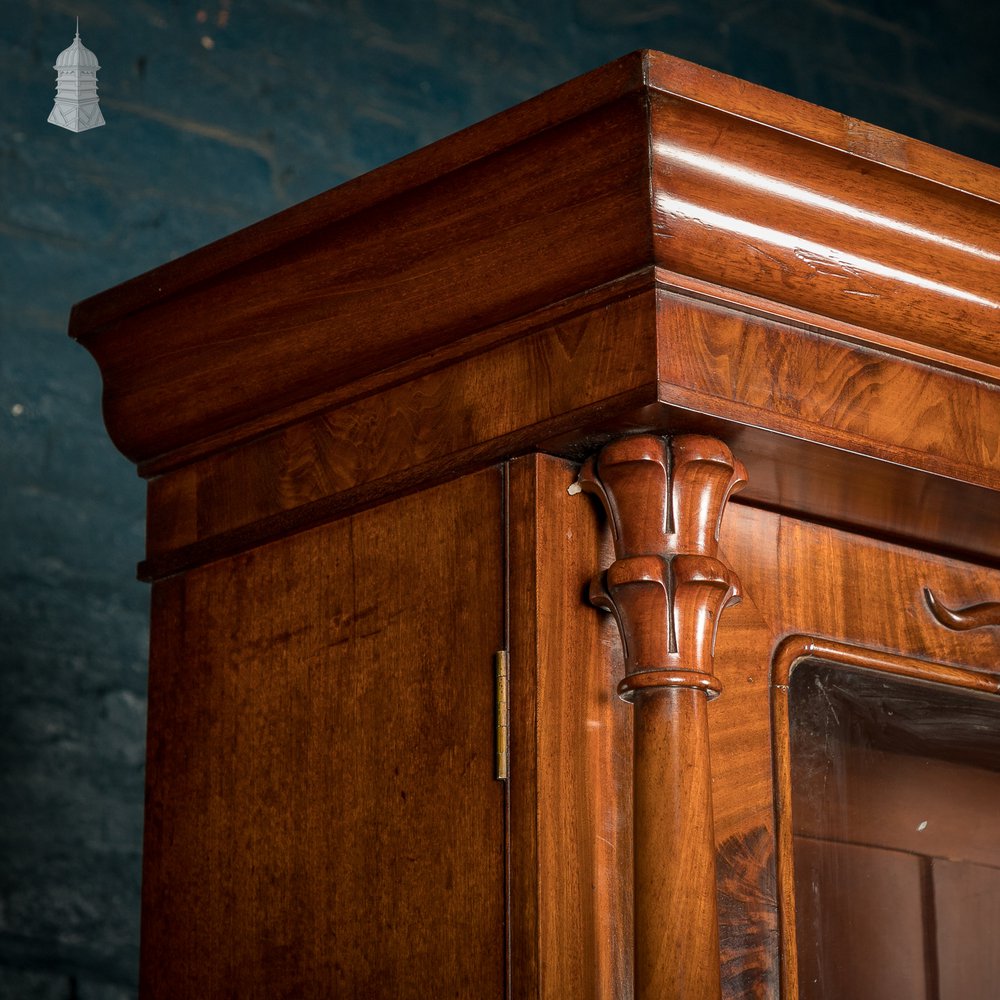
1, 1, 997, 996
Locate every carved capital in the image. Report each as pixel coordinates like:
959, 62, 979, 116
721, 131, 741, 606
578, 434, 746, 700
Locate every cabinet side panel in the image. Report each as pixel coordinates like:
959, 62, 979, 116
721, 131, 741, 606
141, 470, 505, 999
508, 453, 633, 1000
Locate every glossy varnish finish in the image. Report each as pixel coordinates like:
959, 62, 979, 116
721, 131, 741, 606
70, 53, 1000, 575
577, 435, 746, 1000
648, 89, 1000, 371
653, 292, 1000, 493
133, 276, 1000, 579
141, 471, 505, 999
67, 49, 1000, 1000
74, 94, 652, 464
507, 454, 633, 999
631, 688, 719, 997
71, 51, 1000, 473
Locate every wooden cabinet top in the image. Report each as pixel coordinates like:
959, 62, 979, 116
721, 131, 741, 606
69, 51, 1000, 577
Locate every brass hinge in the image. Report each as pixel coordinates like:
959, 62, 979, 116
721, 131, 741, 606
494, 650, 509, 781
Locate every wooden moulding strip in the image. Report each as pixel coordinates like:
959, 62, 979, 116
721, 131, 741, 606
769, 635, 1000, 1000
654, 268, 1000, 387
648, 88, 1000, 375
640, 50, 1000, 206
73, 52, 1000, 475
76, 92, 654, 467
141, 286, 659, 579
70, 53, 651, 339
654, 287, 1000, 494
72, 48, 1000, 345
138, 270, 657, 479
142, 276, 1000, 579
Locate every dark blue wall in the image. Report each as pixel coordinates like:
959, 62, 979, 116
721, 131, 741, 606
1, 1, 997, 996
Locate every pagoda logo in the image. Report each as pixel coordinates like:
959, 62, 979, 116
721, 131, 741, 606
49, 20, 105, 132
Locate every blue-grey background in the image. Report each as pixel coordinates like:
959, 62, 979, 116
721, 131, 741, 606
2, 1, 998, 996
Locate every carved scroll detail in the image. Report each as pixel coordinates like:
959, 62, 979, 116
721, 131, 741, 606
925, 588, 1000, 631
578, 434, 747, 700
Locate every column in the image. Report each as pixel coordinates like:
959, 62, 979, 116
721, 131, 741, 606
576, 434, 746, 1000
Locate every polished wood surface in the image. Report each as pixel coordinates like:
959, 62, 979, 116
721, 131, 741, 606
132, 275, 1000, 579
653, 292, 1000, 493
507, 454, 632, 1000
726, 506, 1000, 674
639, 50, 1000, 203
577, 435, 746, 1000
74, 92, 650, 465
69, 49, 1000, 352
141, 470, 505, 998
70, 50, 999, 474
68, 49, 1000, 1000
648, 89, 1000, 372
139, 279, 657, 578
925, 588, 1000, 630
70, 52, 1000, 574
577, 435, 746, 697
632, 689, 719, 998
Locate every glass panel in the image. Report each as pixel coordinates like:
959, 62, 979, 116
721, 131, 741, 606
789, 659, 1000, 1000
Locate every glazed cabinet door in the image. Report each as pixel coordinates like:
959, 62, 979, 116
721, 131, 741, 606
723, 503, 1000, 1000
140, 469, 506, 999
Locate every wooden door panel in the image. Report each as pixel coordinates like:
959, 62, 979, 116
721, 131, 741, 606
141, 470, 505, 999
934, 860, 1000, 1000
793, 838, 928, 1000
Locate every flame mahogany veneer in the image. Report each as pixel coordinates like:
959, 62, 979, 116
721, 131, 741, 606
72, 52, 1000, 999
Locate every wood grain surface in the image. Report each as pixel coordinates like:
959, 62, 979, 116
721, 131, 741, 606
74, 93, 652, 464
726, 504, 1000, 672
712, 502, 1000, 999
136, 279, 1000, 579
141, 281, 657, 574
67, 47, 1000, 1000
135, 460, 1000, 999
577, 435, 749, 1000
72, 51, 1000, 475
649, 89, 1000, 371
507, 453, 633, 1000
632, 687, 721, 999
141, 470, 505, 999
71, 49, 1000, 345
655, 291, 1000, 491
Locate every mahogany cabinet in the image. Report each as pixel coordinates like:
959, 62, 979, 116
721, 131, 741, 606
71, 51, 1000, 999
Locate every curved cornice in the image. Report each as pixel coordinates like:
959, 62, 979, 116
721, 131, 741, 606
69, 51, 1000, 468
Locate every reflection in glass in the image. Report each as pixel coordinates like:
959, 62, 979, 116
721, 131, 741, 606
789, 659, 1000, 1000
